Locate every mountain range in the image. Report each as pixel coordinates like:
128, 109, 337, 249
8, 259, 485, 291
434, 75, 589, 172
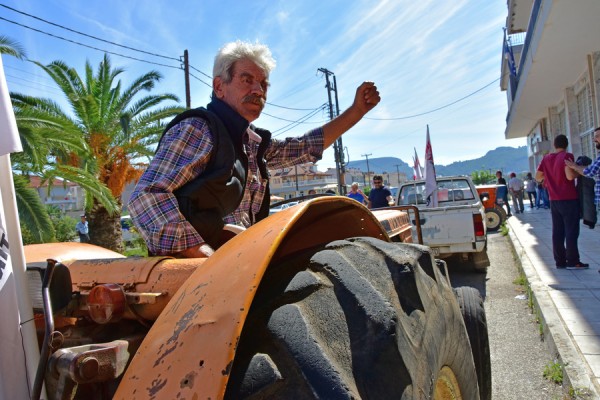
344, 146, 529, 177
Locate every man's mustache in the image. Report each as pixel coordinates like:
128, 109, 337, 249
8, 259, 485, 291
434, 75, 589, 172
242, 95, 265, 107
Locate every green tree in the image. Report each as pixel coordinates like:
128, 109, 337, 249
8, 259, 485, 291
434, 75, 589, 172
471, 170, 495, 185
13, 54, 185, 251
0, 36, 55, 243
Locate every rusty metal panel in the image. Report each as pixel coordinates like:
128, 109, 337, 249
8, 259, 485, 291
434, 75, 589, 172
69, 256, 173, 289
24, 242, 125, 266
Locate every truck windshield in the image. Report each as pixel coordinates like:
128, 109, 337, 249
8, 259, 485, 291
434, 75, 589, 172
399, 179, 475, 205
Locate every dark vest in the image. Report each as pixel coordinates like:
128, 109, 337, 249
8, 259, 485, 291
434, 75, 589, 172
157, 102, 271, 248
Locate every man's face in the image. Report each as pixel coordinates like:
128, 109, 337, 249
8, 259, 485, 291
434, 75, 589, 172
372, 179, 383, 188
594, 130, 600, 150
213, 58, 269, 122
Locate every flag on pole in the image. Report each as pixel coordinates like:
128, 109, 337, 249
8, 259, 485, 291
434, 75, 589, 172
413, 147, 423, 180
424, 125, 438, 207
0, 55, 39, 400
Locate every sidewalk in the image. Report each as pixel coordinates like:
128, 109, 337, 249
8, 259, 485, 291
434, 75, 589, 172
506, 203, 600, 398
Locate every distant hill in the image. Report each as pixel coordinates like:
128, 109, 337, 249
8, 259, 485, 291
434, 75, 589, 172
345, 157, 414, 176
344, 146, 528, 177
436, 146, 529, 176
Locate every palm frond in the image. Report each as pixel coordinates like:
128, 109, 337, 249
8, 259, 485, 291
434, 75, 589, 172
13, 175, 55, 243
0, 35, 26, 59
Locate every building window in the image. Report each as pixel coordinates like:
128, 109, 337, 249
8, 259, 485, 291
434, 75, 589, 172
557, 109, 566, 135
576, 86, 593, 134
575, 85, 595, 159
581, 131, 598, 160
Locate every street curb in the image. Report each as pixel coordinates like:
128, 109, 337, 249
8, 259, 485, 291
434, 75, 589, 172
507, 225, 598, 399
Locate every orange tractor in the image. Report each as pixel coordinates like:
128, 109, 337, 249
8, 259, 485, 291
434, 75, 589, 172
475, 184, 508, 232
24, 197, 491, 399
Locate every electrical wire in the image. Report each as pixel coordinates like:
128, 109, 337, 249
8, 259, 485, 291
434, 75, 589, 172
1, 5, 503, 123
0, 3, 180, 61
0, 16, 183, 70
271, 104, 327, 136
366, 77, 501, 120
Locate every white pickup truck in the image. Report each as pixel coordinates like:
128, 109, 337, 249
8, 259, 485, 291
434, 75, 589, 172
395, 175, 489, 271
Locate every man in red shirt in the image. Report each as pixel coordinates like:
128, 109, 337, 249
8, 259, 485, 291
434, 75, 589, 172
536, 134, 588, 270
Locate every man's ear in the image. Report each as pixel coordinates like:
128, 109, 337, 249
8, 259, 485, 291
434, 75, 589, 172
213, 76, 224, 98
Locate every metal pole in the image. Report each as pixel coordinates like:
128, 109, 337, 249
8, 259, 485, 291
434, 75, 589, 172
362, 153, 372, 184
318, 68, 345, 195
183, 50, 191, 109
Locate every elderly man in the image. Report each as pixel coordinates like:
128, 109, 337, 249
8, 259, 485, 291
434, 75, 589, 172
347, 182, 368, 205
129, 41, 380, 258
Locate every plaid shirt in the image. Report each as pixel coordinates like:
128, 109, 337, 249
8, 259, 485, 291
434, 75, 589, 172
129, 117, 324, 255
583, 156, 600, 204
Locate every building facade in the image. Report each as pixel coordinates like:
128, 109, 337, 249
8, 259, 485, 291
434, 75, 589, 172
501, 0, 600, 170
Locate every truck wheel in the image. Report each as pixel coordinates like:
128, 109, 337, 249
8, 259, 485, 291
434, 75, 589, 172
224, 237, 479, 399
484, 208, 503, 231
454, 286, 492, 400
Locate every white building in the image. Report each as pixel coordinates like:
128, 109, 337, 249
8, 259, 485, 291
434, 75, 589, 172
501, 0, 600, 170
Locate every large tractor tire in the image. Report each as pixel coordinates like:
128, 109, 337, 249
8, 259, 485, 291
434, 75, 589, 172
224, 237, 480, 399
454, 286, 492, 400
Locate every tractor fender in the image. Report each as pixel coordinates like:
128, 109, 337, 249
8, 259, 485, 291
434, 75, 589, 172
114, 196, 391, 399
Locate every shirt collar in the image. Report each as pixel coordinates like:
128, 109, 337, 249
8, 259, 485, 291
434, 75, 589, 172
207, 97, 250, 145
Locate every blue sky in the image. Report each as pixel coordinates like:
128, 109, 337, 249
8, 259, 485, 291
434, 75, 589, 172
1, 0, 524, 170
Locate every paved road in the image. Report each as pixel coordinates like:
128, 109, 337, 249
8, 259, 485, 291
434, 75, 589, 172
447, 232, 565, 400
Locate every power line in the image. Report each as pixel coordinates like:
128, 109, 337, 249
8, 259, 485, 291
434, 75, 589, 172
366, 77, 501, 121
0, 3, 180, 62
267, 103, 326, 125
188, 72, 212, 89
0, 8, 324, 112
271, 105, 327, 136
0, 16, 183, 70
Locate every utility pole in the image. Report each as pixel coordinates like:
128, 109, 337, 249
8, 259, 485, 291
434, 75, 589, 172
318, 68, 346, 194
183, 50, 191, 108
362, 153, 372, 185
394, 164, 401, 183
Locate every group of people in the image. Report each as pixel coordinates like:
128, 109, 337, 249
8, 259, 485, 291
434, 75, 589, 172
346, 176, 394, 209
495, 130, 600, 271
496, 171, 550, 217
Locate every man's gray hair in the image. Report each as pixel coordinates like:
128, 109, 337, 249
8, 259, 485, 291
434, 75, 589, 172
213, 40, 276, 83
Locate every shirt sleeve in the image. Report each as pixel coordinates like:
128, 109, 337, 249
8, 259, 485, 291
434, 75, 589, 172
583, 157, 600, 178
264, 128, 325, 169
128, 118, 214, 255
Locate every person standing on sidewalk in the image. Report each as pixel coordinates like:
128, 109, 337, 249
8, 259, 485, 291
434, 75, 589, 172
566, 127, 600, 229
496, 170, 512, 217
536, 134, 589, 270
525, 172, 537, 208
508, 172, 525, 213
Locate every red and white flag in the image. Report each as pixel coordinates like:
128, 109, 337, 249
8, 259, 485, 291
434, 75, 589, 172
424, 125, 438, 207
413, 147, 423, 180
0, 55, 39, 400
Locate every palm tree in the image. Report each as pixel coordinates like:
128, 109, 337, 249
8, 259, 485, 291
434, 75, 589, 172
14, 54, 184, 251
1, 36, 54, 242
